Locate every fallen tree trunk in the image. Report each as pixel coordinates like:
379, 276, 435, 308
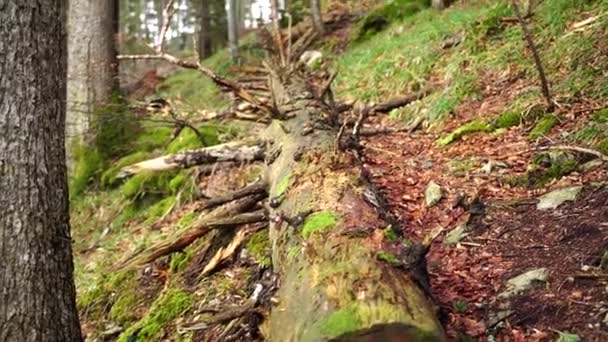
119, 20, 445, 340
261, 73, 445, 340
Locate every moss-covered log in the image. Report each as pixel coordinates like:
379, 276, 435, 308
262, 70, 445, 341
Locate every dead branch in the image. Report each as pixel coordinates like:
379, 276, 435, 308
364, 87, 433, 114
537, 145, 608, 161
196, 180, 268, 211
512, 0, 554, 112
200, 225, 260, 276
115, 196, 267, 269
180, 284, 264, 332
119, 139, 267, 176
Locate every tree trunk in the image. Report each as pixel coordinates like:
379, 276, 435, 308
0, 1, 83, 341
310, 0, 325, 34
66, 0, 119, 158
262, 74, 444, 340
198, 0, 213, 58
432, 0, 447, 10
227, 0, 240, 62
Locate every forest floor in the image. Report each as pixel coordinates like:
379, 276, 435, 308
71, 0, 608, 341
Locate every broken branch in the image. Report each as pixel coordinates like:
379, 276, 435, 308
119, 139, 267, 176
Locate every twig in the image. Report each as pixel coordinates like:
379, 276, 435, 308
537, 145, 608, 161
512, 0, 554, 112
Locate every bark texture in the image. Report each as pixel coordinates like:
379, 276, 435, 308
0, 1, 83, 341
310, 0, 325, 34
66, 0, 119, 152
227, 0, 240, 62
198, 0, 213, 58
263, 73, 445, 340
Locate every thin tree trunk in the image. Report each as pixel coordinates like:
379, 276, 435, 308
432, 0, 447, 10
512, 0, 554, 112
198, 0, 213, 58
0, 1, 83, 341
310, 0, 324, 34
227, 0, 240, 62
66, 0, 119, 159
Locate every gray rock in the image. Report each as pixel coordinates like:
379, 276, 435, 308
444, 224, 468, 244
498, 268, 548, 298
537, 186, 583, 210
425, 181, 443, 207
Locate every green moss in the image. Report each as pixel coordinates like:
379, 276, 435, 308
529, 115, 558, 140
505, 154, 578, 188
120, 172, 176, 199
275, 173, 291, 197
143, 197, 176, 225
492, 111, 522, 129
165, 125, 220, 153
596, 137, 608, 155
356, 0, 430, 41
437, 120, 493, 146
69, 144, 104, 198
320, 306, 362, 338
100, 151, 151, 187
318, 302, 439, 340
134, 126, 173, 152
119, 288, 192, 341
246, 229, 271, 267
169, 250, 194, 273
377, 251, 400, 265
109, 291, 139, 325
77, 270, 138, 323
175, 211, 196, 229
301, 211, 339, 239
384, 225, 398, 242
593, 108, 608, 123
168, 171, 190, 194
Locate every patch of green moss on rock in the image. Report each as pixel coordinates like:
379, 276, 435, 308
119, 288, 192, 341
529, 114, 558, 139
246, 229, 272, 267
301, 211, 339, 239
437, 120, 493, 146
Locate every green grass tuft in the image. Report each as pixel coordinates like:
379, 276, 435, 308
493, 111, 522, 129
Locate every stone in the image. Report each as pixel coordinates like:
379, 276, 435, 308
425, 181, 443, 207
537, 186, 583, 210
498, 268, 548, 298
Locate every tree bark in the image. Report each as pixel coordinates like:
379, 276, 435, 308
66, 0, 119, 157
432, 0, 448, 10
198, 0, 213, 58
227, 0, 240, 62
0, 1, 83, 341
310, 0, 325, 34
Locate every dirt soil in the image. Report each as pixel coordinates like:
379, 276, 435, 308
362, 103, 608, 340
